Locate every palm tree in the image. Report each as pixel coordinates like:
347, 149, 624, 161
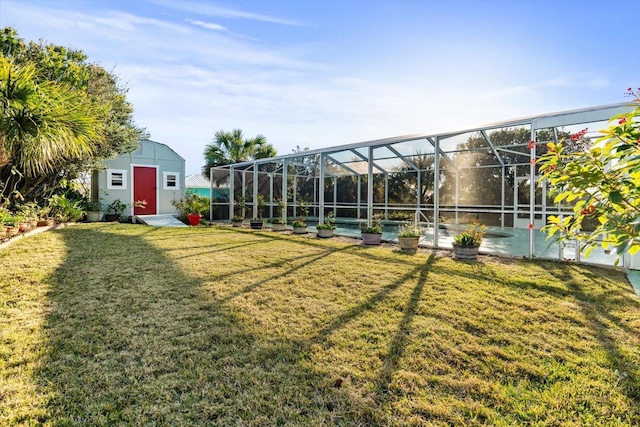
202, 129, 276, 178
1, 57, 100, 204
0, 57, 99, 176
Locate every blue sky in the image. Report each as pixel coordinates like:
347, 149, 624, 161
1, 0, 638, 174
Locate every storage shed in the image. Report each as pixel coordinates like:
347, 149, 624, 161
94, 139, 185, 218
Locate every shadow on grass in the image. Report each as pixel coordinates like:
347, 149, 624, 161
374, 253, 437, 395
218, 245, 354, 304
474, 260, 640, 409
35, 226, 355, 425
31, 225, 640, 425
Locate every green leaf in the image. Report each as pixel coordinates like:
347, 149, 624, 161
554, 193, 568, 204
610, 191, 623, 204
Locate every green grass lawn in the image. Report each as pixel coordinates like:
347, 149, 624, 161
1, 223, 639, 426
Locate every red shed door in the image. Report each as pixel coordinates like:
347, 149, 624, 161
133, 166, 157, 215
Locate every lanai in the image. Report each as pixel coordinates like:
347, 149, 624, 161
210, 102, 633, 267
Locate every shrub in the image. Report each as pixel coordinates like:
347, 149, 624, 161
537, 89, 640, 264
398, 222, 421, 238
453, 220, 486, 246
360, 216, 382, 234
316, 211, 336, 230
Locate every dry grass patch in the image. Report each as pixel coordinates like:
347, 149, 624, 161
1, 223, 639, 425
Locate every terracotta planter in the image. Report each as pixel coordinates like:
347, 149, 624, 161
317, 228, 334, 238
19, 222, 29, 232
398, 236, 420, 252
28, 220, 38, 229
272, 223, 287, 231
293, 225, 307, 234
361, 232, 382, 245
6, 226, 19, 236
188, 213, 202, 226
250, 220, 264, 229
452, 243, 480, 260
37, 219, 54, 227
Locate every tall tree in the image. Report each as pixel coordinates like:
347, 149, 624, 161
387, 153, 438, 206
202, 129, 276, 178
0, 27, 144, 205
0, 58, 98, 175
439, 128, 576, 208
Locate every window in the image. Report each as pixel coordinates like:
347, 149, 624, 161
107, 169, 127, 190
163, 172, 180, 190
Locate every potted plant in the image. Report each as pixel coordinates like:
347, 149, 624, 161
397, 222, 421, 252
36, 204, 54, 226
231, 196, 246, 227
360, 216, 382, 245
17, 215, 30, 232
105, 200, 123, 221
271, 217, 287, 231
186, 194, 209, 226
271, 198, 287, 231
0, 209, 18, 236
3, 214, 19, 236
250, 194, 266, 229
292, 199, 309, 234
17, 202, 39, 229
231, 215, 244, 227
84, 198, 104, 222
171, 193, 209, 226
452, 220, 486, 260
105, 199, 127, 222
316, 211, 336, 238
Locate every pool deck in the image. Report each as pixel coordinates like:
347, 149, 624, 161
287, 221, 619, 268
224, 219, 639, 296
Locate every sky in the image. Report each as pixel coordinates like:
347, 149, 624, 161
1, 0, 638, 175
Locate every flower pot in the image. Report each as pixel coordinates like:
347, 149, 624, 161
452, 243, 480, 260
361, 232, 382, 245
250, 220, 264, 229
188, 213, 202, 226
232, 220, 244, 227
28, 220, 38, 229
37, 219, 54, 227
293, 225, 307, 234
6, 226, 19, 236
19, 222, 29, 232
398, 236, 420, 252
317, 228, 334, 238
272, 223, 287, 231
86, 211, 103, 222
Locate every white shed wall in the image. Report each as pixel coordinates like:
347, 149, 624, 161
98, 140, 185, 216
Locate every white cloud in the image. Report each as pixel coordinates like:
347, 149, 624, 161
1, 0, 630, 175
94, 11, 190, 33
149, 0, 303, 26
186, 19, 226, 32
